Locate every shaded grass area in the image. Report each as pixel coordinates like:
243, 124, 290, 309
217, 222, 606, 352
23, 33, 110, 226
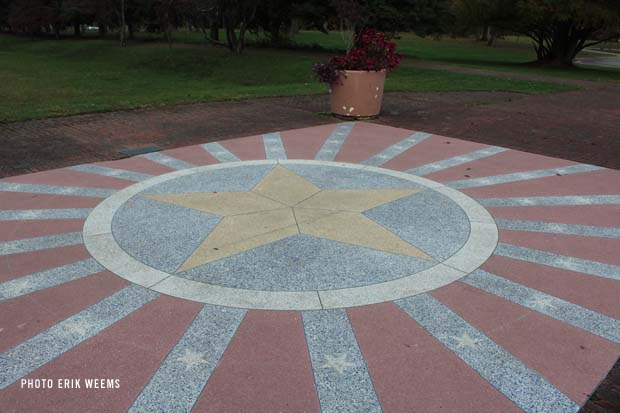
139, 30, 620, 81
0, 35, 574, 123
139, 29, 536, 64
288, 31, 620, 82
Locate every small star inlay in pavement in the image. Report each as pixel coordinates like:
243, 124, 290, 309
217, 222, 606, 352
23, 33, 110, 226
321, 354, 356, 375
451, 332, 478, 349
175, 350, 209, 370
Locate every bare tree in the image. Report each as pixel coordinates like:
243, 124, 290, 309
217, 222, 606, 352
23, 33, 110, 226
219, 0, 258, 53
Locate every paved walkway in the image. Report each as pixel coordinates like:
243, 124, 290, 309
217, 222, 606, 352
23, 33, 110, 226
2, 76, 620, 178
575, 54, 620, 69
1, 122, 619, 412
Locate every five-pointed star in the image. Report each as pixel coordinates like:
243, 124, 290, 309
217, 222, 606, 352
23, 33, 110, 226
321, 354, 356, 375
62, 318, 92, 337
18, 210, 40, 219
175, 350, 209, 370
451, 332, 478, 349
529, 295, 557, 310
0, 243, 21, 255
147, 166, 434, 272
4, 278, 32, 295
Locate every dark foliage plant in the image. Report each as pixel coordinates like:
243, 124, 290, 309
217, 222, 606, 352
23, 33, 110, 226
312, 61, 342, 84
313, 29, 403, 84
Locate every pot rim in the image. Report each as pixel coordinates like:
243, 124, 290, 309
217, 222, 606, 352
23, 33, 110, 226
337, 69, 387, 74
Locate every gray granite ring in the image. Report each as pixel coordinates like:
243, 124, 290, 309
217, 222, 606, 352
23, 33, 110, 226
83, 160, 498, 310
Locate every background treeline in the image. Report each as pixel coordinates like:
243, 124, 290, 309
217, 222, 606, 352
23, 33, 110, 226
0, 0, 452, 45
1, 0, 619, 66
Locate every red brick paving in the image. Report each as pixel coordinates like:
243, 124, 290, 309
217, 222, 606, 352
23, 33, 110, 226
0, 295, 203, 413
487, 204, 620, 228
499, 230, 620, 266
334, 122, 412, 164
0, 219, 85, 242
219, 135, 266, 161
280, 124, 337, 160
1, 81, 619, 179
94, 157, 175, 175
0, 244, 91, 283
482, 256, 620, 319
461, 168, 620, 199
0, 192, 101, 210
433, 282, 620, 404
348, 302, 522, 413
195, 310, 319, 413
0, 77, 619, 412
427, 148, 575, 182
0, 272, 127, 352
4, 169, 133, 189
382, 134, 490, 171
160, 144, 219, 166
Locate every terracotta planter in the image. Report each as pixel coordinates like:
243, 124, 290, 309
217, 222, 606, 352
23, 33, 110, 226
330, 69, 386, 118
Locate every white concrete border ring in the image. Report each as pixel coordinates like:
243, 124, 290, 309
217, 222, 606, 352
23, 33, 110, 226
83, 160, 498, 310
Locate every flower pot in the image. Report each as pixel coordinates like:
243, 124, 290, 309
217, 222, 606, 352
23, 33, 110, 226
330, 70, 386, 118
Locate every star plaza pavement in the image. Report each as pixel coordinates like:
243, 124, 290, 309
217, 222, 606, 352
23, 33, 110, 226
0, 122, 619, 412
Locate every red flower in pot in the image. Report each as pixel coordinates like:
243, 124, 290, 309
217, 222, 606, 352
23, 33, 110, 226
313, 29, 403, 118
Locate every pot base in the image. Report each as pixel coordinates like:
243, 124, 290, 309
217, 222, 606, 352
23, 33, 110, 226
331, 113, 380, 121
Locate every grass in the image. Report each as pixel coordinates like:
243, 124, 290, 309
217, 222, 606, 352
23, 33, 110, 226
136, 29, 536, 64
288, 31, 620, 82
152, 30, 620, 80
0, 34, 575, 123
292, 31, 535, 62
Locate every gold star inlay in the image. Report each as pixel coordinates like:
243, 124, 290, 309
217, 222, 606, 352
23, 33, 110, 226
146, 166, 434, 272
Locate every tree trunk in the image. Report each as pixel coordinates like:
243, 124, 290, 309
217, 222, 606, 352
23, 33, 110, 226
545, 40, 577, 66
237, 24, 246, 53
530, 21, 588, 67
210, 19, 219, 41
225, 25, 233, 50
166, 22, 173, 48
99, 25, 107, 38
224, 14, 238, 52
119, 0, 126, 47
73, 22, 81, 37
480, 23, 488, 41
289, 18, 301, 38
221, 2, 257, 54
269, 20, 283, 45
486, 27, 495, 47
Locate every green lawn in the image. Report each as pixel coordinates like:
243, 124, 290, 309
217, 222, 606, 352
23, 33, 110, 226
288, 31, 620, 82
290, 31, 535, 62
160, 30, 620, 81
0, 34, 575, 123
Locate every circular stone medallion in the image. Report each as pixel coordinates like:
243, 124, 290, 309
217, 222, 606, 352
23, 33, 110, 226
84, 160, 498, 310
